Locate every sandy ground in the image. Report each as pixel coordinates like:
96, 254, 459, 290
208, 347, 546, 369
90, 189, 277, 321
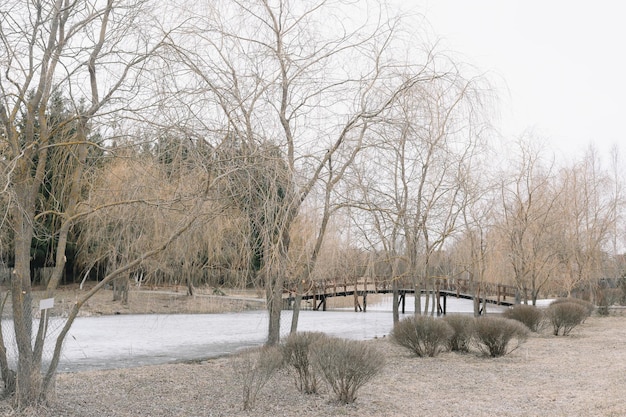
1, 288, 625, 416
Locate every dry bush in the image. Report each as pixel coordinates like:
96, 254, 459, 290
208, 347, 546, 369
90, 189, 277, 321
282, 332, 327, 394
550, 298, 595, 317
474, 317, 529, 357
596, 289, 622, 316
619, 276, 626, 305
391, 316, 454, 357
503, 304, 544, 332
233, 346, 284, 410
547, 301, 588, 336
442, 314, 475, 352
312, 337, 385, 404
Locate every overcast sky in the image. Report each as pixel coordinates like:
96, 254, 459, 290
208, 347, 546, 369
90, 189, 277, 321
404, 0, 626, 160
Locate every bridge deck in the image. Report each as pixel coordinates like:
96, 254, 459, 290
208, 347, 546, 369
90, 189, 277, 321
283, 278, 518, 314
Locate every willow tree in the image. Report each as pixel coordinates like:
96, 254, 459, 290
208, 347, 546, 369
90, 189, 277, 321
453, 169, 499, 316
554, 148, 619, 300
498, 140, 562, 305
348, 67, 489, 316
166, 0, 440, 344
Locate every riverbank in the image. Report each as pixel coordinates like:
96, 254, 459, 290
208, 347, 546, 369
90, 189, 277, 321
22, 285, 268, 317
2, 315, 625, 416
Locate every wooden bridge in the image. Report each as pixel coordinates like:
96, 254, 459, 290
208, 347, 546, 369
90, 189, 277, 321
283, 278, 518, 315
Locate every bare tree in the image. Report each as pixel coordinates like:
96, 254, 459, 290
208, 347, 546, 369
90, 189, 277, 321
0, 0, 199, 405
349, 66, 488, 316
453, 162, 499, 316
498, 139, 562, 304
555, 147, 618, 300
606, 146, 626, 283
346, 118, 413, 323
165, 0, 442, 344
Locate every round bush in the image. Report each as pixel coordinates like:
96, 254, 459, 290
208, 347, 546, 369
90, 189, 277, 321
311, 337, 385, 404
550, 298, 594, 317
547, 301, 588, 335
474, 317, 529, 357
442, 314, 475, 352
391, 315, 454, 357
503, 304, 544, 332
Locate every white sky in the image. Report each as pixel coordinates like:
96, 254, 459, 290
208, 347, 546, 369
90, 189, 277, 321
402, 0, 626, 160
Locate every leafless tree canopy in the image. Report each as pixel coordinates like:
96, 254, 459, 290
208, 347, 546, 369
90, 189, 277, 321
0, 0, 625, 407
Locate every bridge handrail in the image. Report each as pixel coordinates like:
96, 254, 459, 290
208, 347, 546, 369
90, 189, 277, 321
284, 277, 519, 303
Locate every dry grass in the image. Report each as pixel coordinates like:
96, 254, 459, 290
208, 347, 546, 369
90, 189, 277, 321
1, 315, 624, 416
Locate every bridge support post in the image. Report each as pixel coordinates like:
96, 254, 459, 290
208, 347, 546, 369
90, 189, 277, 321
314, 295, 327, 311
436, 290, 447, 316
399, 292, 406, 314
441, 292, 448, 316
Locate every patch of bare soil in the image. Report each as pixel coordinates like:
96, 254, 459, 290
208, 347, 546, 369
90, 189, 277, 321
2, 314, 625, 417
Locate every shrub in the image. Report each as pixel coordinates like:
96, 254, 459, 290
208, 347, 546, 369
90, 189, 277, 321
547, 301, 588, 336
474, 317, 529, 357
442, 314, 475, 352
619, 276, 626, 305
391, 316, 454, 357
550, 297, 594, 317
312, 337, 385, 404
282, 331, 327, 394
503, 304, 544, 332
596, 288, 622, 316
233, 346, 283, 410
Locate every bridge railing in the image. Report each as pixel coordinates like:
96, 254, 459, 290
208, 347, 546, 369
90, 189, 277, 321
451, 278, 518, 304
283, 277, 389, 298
284, 277, 519, 305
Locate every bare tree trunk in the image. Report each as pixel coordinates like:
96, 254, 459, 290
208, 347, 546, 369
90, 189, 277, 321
392, 279, 400, 324
11, 201, 39, 402
0, 294, 15, 395
423, 279, 431, 316
266, 270, 284, 345
414, 277, 422, 316
187, 278, 195, 297
472, 279, 481, 317
430, 290, 437, 316
113, 276, 129, 305
290, 279, 303, 334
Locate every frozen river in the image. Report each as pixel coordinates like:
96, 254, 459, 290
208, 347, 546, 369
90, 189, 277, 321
31, 295, 506, 372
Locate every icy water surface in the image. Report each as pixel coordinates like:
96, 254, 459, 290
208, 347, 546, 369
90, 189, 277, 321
38, 295, 505, 372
